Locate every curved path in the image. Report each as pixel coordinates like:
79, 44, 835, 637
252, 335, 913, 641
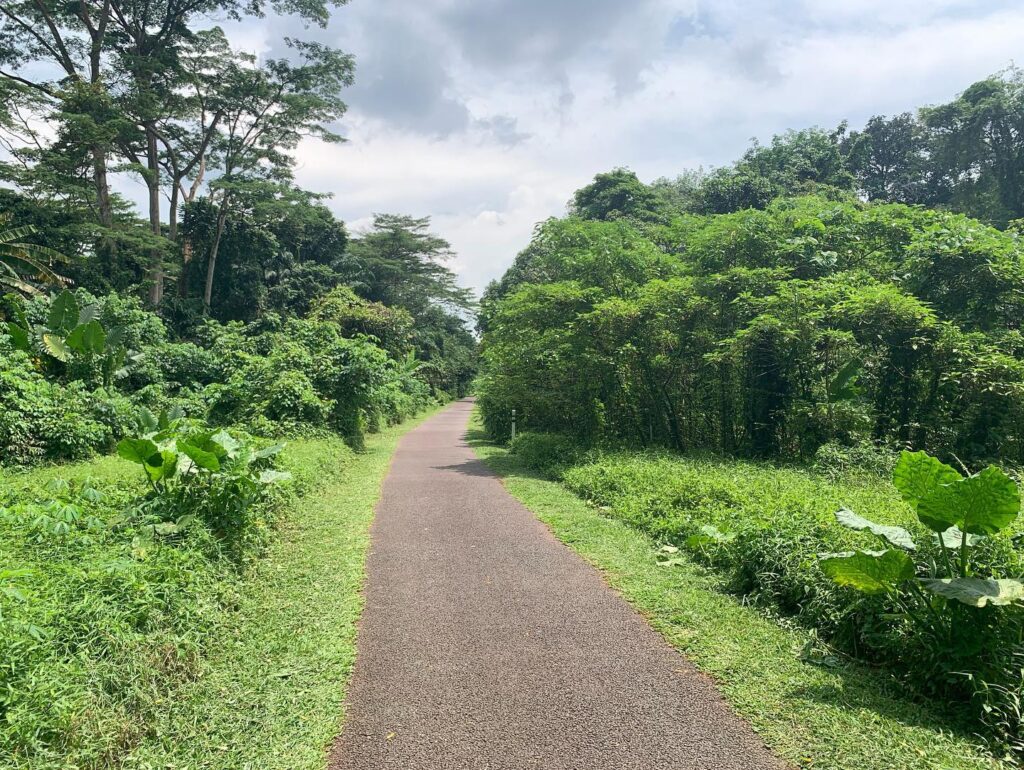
329, 399, 787, 770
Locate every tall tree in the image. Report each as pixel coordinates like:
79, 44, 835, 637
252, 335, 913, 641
342, 214, 474, 315
922, 68, 1024, 226
843, 113, 932, 203
200, 40, 352, 311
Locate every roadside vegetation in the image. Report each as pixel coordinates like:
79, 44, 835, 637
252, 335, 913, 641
477, 69, 1024, 760
472, 424, 1006, 770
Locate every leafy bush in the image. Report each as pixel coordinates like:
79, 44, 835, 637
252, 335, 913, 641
478, 196, 1024, 465
509, 431, 585, 479
544, 441, 1024, 752
0, 347, 110, 463
116, 408, 290, 549
819, 451, 1024, 751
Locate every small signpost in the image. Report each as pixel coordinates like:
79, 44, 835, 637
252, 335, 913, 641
511, 408, 517, 442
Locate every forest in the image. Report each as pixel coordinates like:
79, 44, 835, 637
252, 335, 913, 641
478, 68, 1024, 760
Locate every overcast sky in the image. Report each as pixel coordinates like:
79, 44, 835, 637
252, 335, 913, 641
208, 0, 1024, 294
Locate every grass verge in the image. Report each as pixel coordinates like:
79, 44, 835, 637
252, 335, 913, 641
0, 408, 438, 769
468, 414, 1007, 770
124, 408, 440, 769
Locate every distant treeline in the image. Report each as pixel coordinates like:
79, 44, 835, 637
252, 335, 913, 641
478, 70, 1024, 467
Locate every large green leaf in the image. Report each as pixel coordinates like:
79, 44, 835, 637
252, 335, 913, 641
921, 578, 1024, 608
81, 320, 106, 353
210, 429, 240, 459
827, 358, 862, 402
177, 440, 221, 472
41, 332, 71, 362
117, 438, 174, 483
835, 507, 917, 551
934, 525, 984, 550
144, 450, 179, 483
259, 470, 293, 485
254, 443, 285, 460
819, 549, 916, 595
65, 321, 104, 354
892, 450, 960, 516
64, 323, 87, 353
48, 290, 79, 333
117, 438, 160, 466
5, 321, 29, 351
918, 466, 1020, 536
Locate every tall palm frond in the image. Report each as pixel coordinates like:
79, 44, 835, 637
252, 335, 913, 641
0, 213, 70, 295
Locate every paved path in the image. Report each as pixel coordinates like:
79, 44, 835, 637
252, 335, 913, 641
329, 399, 787, 770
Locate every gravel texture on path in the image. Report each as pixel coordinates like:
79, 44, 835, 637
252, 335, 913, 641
328, 399, 789, 770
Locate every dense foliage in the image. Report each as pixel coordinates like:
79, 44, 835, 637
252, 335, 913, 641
479, 196, 1024, 465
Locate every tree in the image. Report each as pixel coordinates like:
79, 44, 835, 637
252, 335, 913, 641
343, 214, 473, 315
0, 0, 353, 307
200, 40, 353, 312
737, 126, 856, 195
922, 68, 1024, 226
843, 113, 932, 203
570, 168, 667, 223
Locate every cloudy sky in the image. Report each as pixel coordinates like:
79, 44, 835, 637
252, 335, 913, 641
216, 0, 1023, 295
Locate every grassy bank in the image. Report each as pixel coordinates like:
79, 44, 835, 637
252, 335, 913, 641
0, 408, 437, 769
126, 410, 438, 769
469, 417, 1006, 770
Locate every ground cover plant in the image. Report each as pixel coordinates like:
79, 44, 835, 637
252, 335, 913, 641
0, 417, 293, 766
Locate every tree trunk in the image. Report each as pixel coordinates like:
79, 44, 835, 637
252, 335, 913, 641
145, 126, 163, 306
204, 200, 229, 312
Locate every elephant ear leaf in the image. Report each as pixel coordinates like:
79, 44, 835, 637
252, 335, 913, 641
41, 332, 71, 362
117, 438, 162, 473
819, 549, 916, 595
81, 320, 105, 353
921, 578, 1024, 608
113, 440, 174, 484
934, 525, 984, 549
892, 451, 961, 519
5, 322, 29, 351
835, 507, 917, 550
259, 470, 292, 485
177, 440, 220, 472
919, 466, 1019, 536
48, 289, 79, 333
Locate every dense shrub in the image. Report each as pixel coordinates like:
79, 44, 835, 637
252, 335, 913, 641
0, 347, 111, 462
0, 288, 444, 462
531, 441, 1024, 751
509, 431, 585, 479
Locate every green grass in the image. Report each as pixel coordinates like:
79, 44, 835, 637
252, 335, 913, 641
0, 408, 437, 769
470, 416, 1008, 770
123, 409, 439, 770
